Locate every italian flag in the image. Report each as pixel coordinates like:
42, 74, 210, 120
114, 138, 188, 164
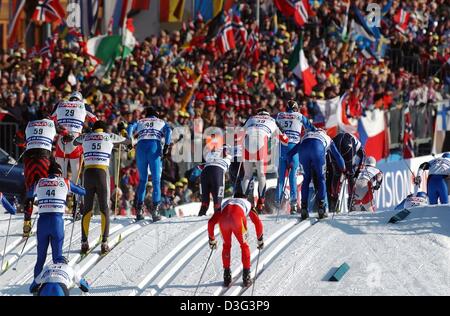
288, 37, 317, 96
86, 25, 136, 77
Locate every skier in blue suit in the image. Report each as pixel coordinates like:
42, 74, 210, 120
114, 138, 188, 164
414, 153, 450, 205
127, 108, 172, 221
275, 100, 316, 214
288, 129, 345, 219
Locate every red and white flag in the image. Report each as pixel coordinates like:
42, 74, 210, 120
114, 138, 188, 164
294, 0, 313, 26
393, 9, 410, 34
403, 106, 415, 159
32, 0, 66, 23
246, 31, 260, 64
216, 14, 236, 54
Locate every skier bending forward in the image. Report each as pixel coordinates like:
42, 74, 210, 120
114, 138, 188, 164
208, 192, 264, 287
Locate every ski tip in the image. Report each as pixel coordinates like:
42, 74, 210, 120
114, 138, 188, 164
118, 234, 122, 242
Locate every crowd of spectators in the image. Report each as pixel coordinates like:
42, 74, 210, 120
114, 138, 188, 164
0, 0, 449, 215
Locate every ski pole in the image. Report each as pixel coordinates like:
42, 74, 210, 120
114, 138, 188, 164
114, 145, 122, 220
193, 248, 215, 296
276, 167, 290, 223
251, 248, 262, 296
333, 177, 346, 220
4, 151, 26, 176
1, 214, 12, 271
66, 155, 84, 259
13, 215, 38, 271
233, 161, 243, 195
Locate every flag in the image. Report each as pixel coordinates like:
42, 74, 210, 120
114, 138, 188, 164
432, 100, 450, 153
112, 0, 132, 34
39, 35, 57, 58
231, 7, 247, 44
86, 24, 135, 77
132, 0, 150, 10
7, 0, 26, 48
274, 0, 296, 18
288, 37, 317, 96
32, 0, 66, 23
246, 31, 260, 65
403, 106, 415, 159
315, 96, 340, 137
66, 0, 99, 38
337, 93, 358, 134
350, 3, 378, 40
294, 0, 313, 26
160, 0, 185, 22
358, 109, 388, 161
194, 0, 234, 21
216, 14, 236, 54
205, 11, 225, 42
393, 9, 410, 34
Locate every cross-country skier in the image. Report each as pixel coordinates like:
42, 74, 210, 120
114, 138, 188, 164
352, 156, 383, 212
288, 129, 345, 219
31, 161, 85, 281
0, 192, 16, 215
127, 108, 172, 221
414, 153, 450, 205
30, 257, 89, 296
198, 146, 232, 216
275, 100, 316, 214
51, 91, 97, 182
74, 120, 128, 255
22, 118, 57, 237
395, 191, 429, 211
327, 132, 365, 211
208, 191, 264, 287
242, 109, 288, 213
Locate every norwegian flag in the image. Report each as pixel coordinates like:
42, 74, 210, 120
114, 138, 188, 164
393, 9, 410, 34
245, 31, 260, 65
32, 0, 66, 23
294, 0, 313, 26
216, 14, 236, 54
231, 10, 247, 45
403, 106, 415, 159
39, 35, 57, 58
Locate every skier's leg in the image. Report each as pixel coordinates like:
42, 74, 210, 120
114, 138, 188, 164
437, 177, 448, 204
289, 145, 300, 205
256, 160, 267, 212
81, 169, 95, 243
219, 220, 232, 270
96, 169, 110, 242
233, 212, 250, 270
427, 177, 439, 205
199, 168, 211, 216
69, 157, 81, 183
135, 143, 150, 208
241, 162, 253, 197
34, 216, 50, 278
50, 215, 65, 264
149, 151, 162, 208
210, 167, 225, 212
276, 145, 289, 203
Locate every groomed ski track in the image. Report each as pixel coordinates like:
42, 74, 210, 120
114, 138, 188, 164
0, 205, 449, 296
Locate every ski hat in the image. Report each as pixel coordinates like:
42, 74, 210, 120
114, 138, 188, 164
416, 192, 427, 199
442, 152, 450, 159
287, 100, 299, 111
39, 283, 66, 296
93, 120, 108, 132
48, 161, 63, 176
69, 91, 83, 102
365, 156, 376, 167
146, 107, 160, 118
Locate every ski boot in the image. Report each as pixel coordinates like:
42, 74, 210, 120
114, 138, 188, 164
290, 202, 298, 215
23, 220, 32, 238
256, 198, 265, 215
151, 204, 162, 222
80, 241, 89, 255
243, 269, 252, 287
223, 268, 232, 287
135, 203, 145, 221
198, 203, 208, 216
318, 200, 328, 219
300, 203, 309, 220
101, 242, 110, 255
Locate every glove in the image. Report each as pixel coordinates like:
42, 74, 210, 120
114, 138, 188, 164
62, 134, 74, 143
118, 122, 128, 137
414, 176, 421, 185
209, 238, 217, 250
126, 143, 133, 151
163, 144, 170, 157
29, 280, 39, 294
257, 236, 264, 250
